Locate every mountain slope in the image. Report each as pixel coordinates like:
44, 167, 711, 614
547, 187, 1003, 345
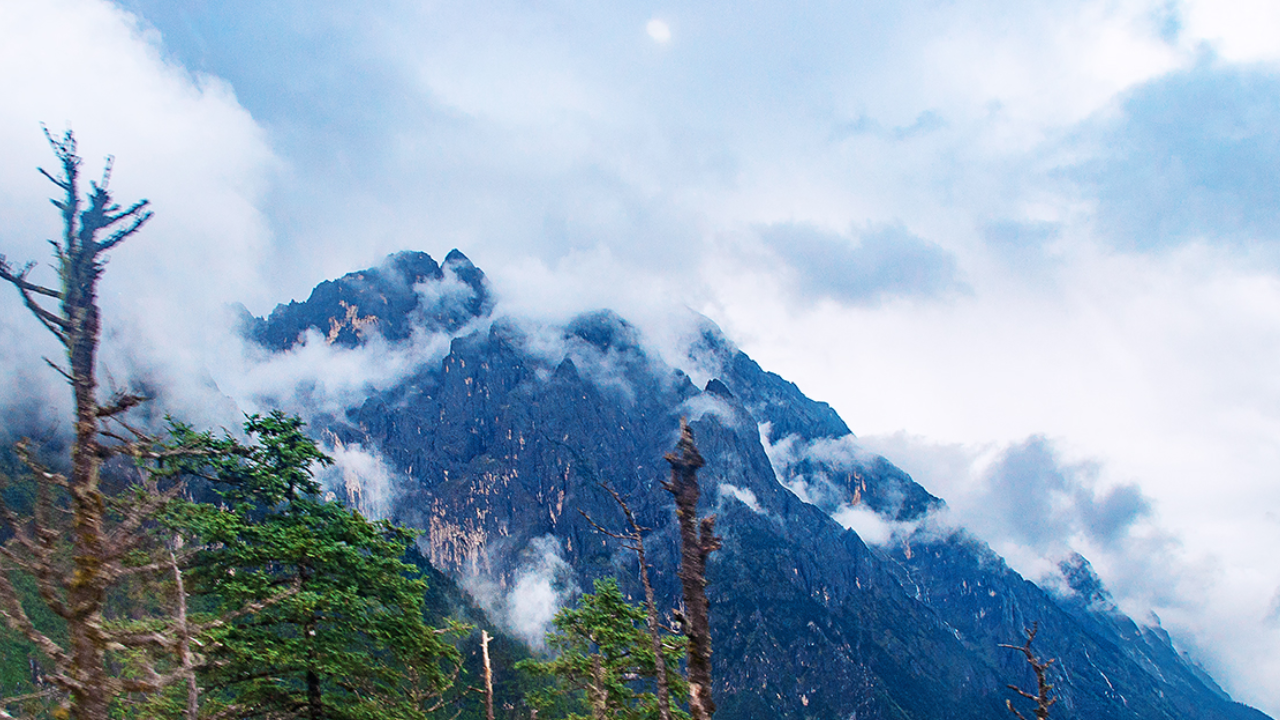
246, 250, 1269, 720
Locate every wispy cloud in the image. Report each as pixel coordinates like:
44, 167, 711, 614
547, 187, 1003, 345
1070, 60, 1280, 252
757, 222, 965, 305
461, 535, 576, 651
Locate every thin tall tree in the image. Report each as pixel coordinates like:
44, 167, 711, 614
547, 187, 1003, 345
0, 130, 283, 720
999, 622, 1057, 720
663, 420, 720, 720
0, 128, 166, 720
580, 482, 683, 720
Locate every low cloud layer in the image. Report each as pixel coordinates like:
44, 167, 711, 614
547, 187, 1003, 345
718, 483, 764, 515
859, 431, 1279, 710
858, 432, 1176, 601
320, 439, 399, 521
462, 535, 576, 651
983, 436, 1151, 551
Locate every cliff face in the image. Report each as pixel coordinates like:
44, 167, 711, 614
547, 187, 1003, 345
247, 250, 1270, 720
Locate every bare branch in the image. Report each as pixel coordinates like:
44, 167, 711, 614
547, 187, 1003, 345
0, 262, 69, 342
38, 166, 71, 192
0, 463, 71, 623
0, 544, 40, 575
98, 201, 151, 252
0, 259, 61, 299
96, 392, 148, 419
110, 416, 152, 443
579, 509, 630, 542
0, 572, 69, 667
191, 580, 301, 636
95, 155, 113, 192
103, 483, 187, 562
1001, 623, 1057, 720
0, 488, 40, 558
0, 686, 61, 709
43, 358, 73, 383
95, 433, 148, 457
14, 443, 69, 489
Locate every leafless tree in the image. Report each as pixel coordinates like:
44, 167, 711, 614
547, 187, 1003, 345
481, 630, 495, 720
999, 622, 1057, 720
0, 129, 276, 720
663, 419, 720, 720
580, 482, 678, 720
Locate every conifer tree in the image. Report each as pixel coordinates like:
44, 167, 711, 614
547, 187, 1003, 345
162, 414, 464, 720
518, 577, 686, 720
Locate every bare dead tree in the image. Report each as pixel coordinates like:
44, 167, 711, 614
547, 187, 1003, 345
481, 630, 495, 720
168, 544, 199, 720
999, 622, 1057, 720
580, 482, 676, 720
0, 129, 286, 720
0, 127, 157, 720
663, 419, 720, 720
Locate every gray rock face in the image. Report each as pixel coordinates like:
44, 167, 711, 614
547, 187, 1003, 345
242, 250, 492, 351
252, 251, 1270, 720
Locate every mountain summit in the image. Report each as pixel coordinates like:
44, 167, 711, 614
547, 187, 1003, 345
243, 250, 493, 350
246, 250, 1269, 720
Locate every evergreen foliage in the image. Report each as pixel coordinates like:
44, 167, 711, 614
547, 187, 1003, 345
160, 413, 465, 720
518, 577, 687, 720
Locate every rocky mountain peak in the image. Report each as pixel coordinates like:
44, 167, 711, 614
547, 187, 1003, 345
242, 249, 492, 351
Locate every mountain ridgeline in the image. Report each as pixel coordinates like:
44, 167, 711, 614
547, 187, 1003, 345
245, 250, 1269, 720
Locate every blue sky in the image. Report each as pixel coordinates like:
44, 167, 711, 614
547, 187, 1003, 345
3, 0, 1280, 713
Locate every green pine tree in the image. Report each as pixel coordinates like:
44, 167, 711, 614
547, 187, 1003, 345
162, 413, 463, 720
518, 577, 687, 720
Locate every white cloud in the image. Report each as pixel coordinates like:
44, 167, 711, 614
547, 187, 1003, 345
718, 483, 763, 514
462, 535, 576, 651
1180, 0, 1280, 63
320, 439, 399, 521
830, 503, 896, 545
646, 19, 672, 44
681, 393, 738, 426
0, 0, 276, 425
858, 430, 1280, 714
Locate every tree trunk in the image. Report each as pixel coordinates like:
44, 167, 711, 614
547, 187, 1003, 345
307, 668, 323, 720
171, 549, 199, 720
636, 524, 673, 720
62, 140, 109, 720
589, 654, 608, 720
663, 420, 720, 720
481, 630, 495, 720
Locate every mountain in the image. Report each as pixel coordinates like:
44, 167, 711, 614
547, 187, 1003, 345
240, 249, 493, 351
245, 250, 1270, 720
